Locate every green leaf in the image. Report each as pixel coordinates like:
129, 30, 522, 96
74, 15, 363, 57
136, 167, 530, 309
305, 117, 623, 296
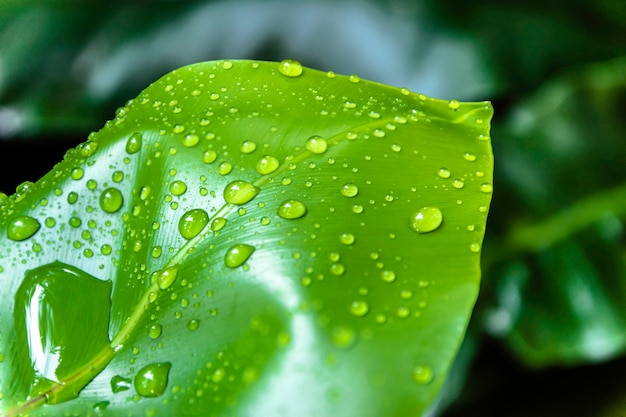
0, 59, 493, 416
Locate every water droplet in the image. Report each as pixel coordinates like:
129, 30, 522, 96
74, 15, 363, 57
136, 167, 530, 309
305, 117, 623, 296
391, 143, 401, 152
240, 140, 257, 154
99, 188, 124, 213
218, 162, 233, 175
126, 132, 143, 154
156, 266, 178, 290
178, 209, 209, 239
339, 233, 355, 245
330, 263, 345, 276
182, 134, 199, 148
331, 325, 356, 348
463, 152, 476, 162
480, 182, 493, 193
409, 207, 443, 234
349, 300, 369, 317
110, 375, 132, 393
224, 244, 255, 268
340, 183, 359, 198
134, 362, 172, 397
210, 217, 227, 232
169, 180, 187, 196
437, 168, 451, 179
412, 365, 433, 385
148, 324, 162, 339
187, 319, 200, 331
202, 149, 217, 164
306, 135, 328, 154
380, 270, 396, 283
448, 100, 460, 110
277, 199, 307, 220
452, 178, 464, 189
70, 167, 84, 180
7, 215, 40, 241
223, 180, 260, 205
352, 204, 364, 214
278, 59, 303, 77
470, 242, 481, 253
256, 155, 279, 175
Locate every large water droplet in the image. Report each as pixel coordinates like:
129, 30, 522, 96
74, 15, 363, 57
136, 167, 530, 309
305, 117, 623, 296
210, 217, 227, 232
240, 140, 257, 154
349, 300, 369, 317
277, 199, 307, 220
278, 59, 303, 77
223, 180, 259, 205
409, 207, 443, 234
224, 244, 255, 268
178, 209, 209, 239
7, 215, 40, 241
134, 362, 172, 397
306, 135, 328, 154
169, 180, 187, 196
99, 188, 124, 213
14, 262, 112, 402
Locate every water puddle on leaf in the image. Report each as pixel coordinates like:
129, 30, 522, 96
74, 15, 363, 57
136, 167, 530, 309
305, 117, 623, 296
13, 261, 113, 403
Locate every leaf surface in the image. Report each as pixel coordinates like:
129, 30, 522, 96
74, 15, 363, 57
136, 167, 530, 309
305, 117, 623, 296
0, 59, 493, 417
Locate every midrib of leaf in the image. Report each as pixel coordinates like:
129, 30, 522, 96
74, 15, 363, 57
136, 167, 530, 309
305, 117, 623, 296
4, 106, 427, 416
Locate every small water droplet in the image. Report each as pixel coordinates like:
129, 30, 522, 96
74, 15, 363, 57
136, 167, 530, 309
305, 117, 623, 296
409, 207, 443, 234
182, 134, 199, 148
349, 300, 369, 317
211, 217, 227, 231
7, 215, 40, 241
148, 324, 162, 339
480, 182, 493, 193
331, 325, 356, 348
256, 155, 280, 175
187, 319, 200, 331
412, 365, 433, 385
470, 242, 481, 253
330, 263, 346, 276
110, 375, 132, 393
277, 199, 307, 220
448, 100, 460, 110
340, 183, 359, 198
134, 362, 172, 397
223, 180, 260, 205
305, 135, 328, 154
240, 140, 257, 154
99, 188, 124, 213
224, 244, 255, 268
169, 180, 187, 196
70, 167, 84, 180
202, 149, 218, 164
339, 233, 355, 245
380, 270, 396, 283
437, 168, 451, 179
126, 132, 143, 154
156, 266, 179, 290
218, 162, 233, 176
278, 59, 303, 77
463, 152, 476, 162
452, 178, 464, 189
178, 209, 209, 239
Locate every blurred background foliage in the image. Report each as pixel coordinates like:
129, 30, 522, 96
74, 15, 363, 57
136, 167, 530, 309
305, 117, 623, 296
1, 0, 625, 415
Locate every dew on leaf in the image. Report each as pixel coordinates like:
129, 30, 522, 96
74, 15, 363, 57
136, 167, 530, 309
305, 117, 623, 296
169, 180, 187, 196
110, 375, 132, 393
125, 132, 143, 154
224, 244, 255, 268
330, 263, 346, 276
148, 324, 162, 339
256, 155, 280, 175
240, 140, 257, 154
202, 149, 218, 164
7, 215, 40, 241
331, 325, 356, 348
178, 209, 209, 239
480, 182, 493, 193
187, 319, 200, 331
340, 183, 359, 198
380, 270, 396, 283
218, 162, 233, 175
412, 365, 434, 385
448, 99, 460, 110
278, 59, 303, 77
99, 188, 124, 213
437, 168, 451, 179
452, 178, 464, 189
210, 217, 227, 232
277, 199, 308, 220
156, 266, 179, 290
134, 362, 172, 397
182, 134, 199, 148
339, 233, 355, 245
464, 152, 477, 162
409, 207, 443, 234
70, 167, 84, 180
349, 300, 369, 317
306, 135, 328, 154
223, 180, 259, 205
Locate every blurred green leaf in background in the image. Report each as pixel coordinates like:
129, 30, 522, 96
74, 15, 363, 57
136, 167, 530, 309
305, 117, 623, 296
1, 0, 626, 416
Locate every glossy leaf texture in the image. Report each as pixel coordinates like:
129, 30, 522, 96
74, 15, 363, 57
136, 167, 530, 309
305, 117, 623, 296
0, 60, 493, 417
